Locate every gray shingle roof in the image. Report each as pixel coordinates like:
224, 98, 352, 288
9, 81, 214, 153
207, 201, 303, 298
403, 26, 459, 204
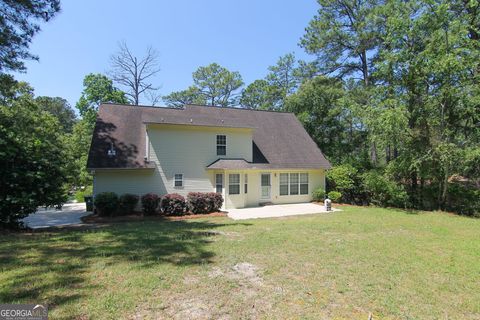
87, 104, 331, 170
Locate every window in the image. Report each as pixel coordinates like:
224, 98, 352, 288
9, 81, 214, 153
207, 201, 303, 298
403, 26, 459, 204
300, 173, 309, 195
279, 173, 309, 196
244, 174, 248, 193
174, 174, 183, 187
290, 173, 299, 195
229, 174, 240, 195
215, 174, 223, 193
279, 173, 289, 195
216, 135, 226, 155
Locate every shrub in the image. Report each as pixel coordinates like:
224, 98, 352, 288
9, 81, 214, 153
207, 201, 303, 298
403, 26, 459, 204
445, 183, 480, 217
160, 193, 186, 216
94, 192, 119, 216
206, 192, 223, 212
118, 193, 139, 215
327, 164, 367, 204
187, 192, 209, 214
75, 185, 93, 202
187, 192, 223, 214
362, 170, 408, 208
328, 191, 342, 203
312, 188, 326, 201
141, 193, 160, 215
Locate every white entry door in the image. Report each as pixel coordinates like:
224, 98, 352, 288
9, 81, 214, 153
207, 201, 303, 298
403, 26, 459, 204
261, 173, 271, 200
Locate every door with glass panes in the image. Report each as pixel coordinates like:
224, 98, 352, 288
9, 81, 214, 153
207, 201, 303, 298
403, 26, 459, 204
260, 173, 271, 200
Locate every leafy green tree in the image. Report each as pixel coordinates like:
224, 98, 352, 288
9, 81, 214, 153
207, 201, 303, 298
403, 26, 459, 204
300, 0, 380, 85
65, 119, 93, 187
285, 76, 350, 163
192, 63, 243, 107
265, 53, 299, 108
163, 86, 206, 108
0, 75, 34, 104
70, 73, 128, 188
164, 63, 243, 107
239, 80, 276, 110
35, 96, 77, 133
0, 91, 68, 228
0, 0, 60, 72
76, 73, 128, 126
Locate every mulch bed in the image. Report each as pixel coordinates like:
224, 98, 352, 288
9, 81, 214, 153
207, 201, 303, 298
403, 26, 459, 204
81, 211, 227, 224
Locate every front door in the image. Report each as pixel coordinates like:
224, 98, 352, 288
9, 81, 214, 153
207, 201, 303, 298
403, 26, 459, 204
261, 173, 271, 200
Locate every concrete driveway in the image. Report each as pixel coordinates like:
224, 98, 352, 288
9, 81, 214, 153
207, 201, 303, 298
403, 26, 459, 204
227, 202, 339, 220
22, 202, 89, 229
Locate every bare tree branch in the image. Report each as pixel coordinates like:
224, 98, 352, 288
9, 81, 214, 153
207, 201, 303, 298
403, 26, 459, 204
109, 41, 161, 105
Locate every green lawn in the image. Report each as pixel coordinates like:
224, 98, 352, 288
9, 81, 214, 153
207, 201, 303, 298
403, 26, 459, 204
1, 206, 479, 319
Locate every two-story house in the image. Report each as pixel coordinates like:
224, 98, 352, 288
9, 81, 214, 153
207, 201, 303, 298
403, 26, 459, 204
87, 104, 331, 209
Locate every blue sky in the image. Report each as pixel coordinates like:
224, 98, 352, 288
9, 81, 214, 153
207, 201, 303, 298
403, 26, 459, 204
15, 0, 318, 108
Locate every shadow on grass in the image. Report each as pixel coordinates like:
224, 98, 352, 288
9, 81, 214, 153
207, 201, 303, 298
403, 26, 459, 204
0, 219, 248, 314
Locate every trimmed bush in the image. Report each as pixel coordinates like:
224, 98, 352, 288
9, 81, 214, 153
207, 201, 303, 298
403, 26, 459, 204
118, 193, 139, 215
312, 188, 326, 201
160, 193, 186, 216
141, 193, 160, 215
328, 191, 342, 203
94, 192, 119, 216
187, 192, 224, 214
187, 192, 209, 214
206, 192, 223, 212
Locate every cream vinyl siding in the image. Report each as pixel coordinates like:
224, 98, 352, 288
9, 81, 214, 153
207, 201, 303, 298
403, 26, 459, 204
93, 124, 252, 199
148, 124, 251, 198
222, 169, 326, 209
93, 169, 166, 198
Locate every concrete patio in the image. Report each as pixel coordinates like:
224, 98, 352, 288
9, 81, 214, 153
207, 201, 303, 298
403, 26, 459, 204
227, 202, 339, 220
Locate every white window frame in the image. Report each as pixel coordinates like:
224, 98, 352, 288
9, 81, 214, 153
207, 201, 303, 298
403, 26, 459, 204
216, 135, 226, 156
300, 173, 309, 195
279, 172, 309, 196
244, 174, 248, 194
174, 173, 183, 188
215, 173, 223, 194
228, 173, 240, 195
279, 173, 289, 196
290, 173, 299, 195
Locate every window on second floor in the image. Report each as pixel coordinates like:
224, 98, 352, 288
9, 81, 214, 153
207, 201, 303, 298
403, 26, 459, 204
174, 173, 183, 187
217, 135, 226, 156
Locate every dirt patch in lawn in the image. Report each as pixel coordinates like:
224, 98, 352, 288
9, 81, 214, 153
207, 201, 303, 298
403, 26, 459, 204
134, 262, 269, 319
209, 262, 263, 286
81, 212, 227, 224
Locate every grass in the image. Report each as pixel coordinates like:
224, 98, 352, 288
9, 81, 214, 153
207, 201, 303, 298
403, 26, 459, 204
0, 206, 479, 319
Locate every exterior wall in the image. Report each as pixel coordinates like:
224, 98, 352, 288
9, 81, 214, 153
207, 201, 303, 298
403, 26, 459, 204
222, 169, 325, 209
93, 124, 253, 201
92, 123, 327, 210
93, 169, 165, 197
93, 167, 325, 210
147, 124, 252, 198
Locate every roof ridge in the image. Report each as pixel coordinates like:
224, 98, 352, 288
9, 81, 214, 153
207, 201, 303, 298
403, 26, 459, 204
101, 103, 183, 111
100, 103, 294, 114
187, 104, 294, 114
